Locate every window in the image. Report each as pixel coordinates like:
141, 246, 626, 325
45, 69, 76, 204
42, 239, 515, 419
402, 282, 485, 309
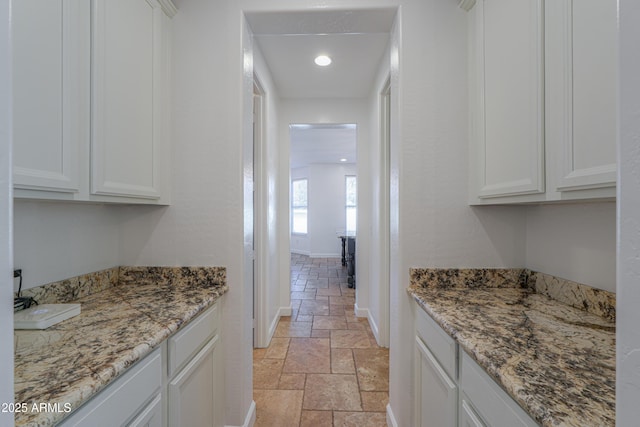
292, 178, 308, 234
346, 175, 357, 234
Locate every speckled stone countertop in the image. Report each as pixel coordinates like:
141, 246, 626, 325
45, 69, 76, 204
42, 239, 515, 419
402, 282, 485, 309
408, 269, 615, 427
14, 267, 228, 427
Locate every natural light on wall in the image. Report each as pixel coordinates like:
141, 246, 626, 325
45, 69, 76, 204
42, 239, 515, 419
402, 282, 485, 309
292, 178, 308, 234
346, 175, 357, 234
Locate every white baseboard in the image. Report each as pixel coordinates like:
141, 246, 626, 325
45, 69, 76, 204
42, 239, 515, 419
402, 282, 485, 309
267, 311, 279, 343
310, 252, 341, 258
226, 400, 256, 427
354, 303, 368, 318
279, 306, 292, 317
290, 249, 310, 256
355, 305, 386, 348
367, 310, 381, 344
386, 403, 398, 427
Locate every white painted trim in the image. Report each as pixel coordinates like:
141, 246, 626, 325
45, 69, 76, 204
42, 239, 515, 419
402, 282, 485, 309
261, 307, 282, 347
279, 306, 292, 317
0, 0, 13, 422
378, 77, 391, 349
310, 252, 340, 259
225, 400, 256, 427
290, 249, 310, 256
367, 309, 388, 348
386, 403, 398, 427
354, 303, 368, 319
252, 77, 269, 349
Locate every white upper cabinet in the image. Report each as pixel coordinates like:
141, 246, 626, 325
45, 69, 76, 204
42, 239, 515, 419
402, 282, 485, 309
547, 0, 617, 193
12, 0, 88, 195
468, 0, 618, 204
12, 0, 174, 204
91, 0, 163, 199
473, 0, 545, 199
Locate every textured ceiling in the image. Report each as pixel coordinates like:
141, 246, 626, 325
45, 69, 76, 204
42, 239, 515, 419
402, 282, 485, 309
290, 124, 357, 169
246, 8, 396, 167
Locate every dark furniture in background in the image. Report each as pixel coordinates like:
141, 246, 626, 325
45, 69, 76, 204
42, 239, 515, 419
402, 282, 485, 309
346, 237, 356, 288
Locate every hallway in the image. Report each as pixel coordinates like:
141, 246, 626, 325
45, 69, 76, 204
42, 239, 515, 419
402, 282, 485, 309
253, 254, 389, 426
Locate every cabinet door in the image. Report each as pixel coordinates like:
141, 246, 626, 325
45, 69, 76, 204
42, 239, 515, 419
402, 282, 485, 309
474, 0, 545, 199
549, 0, 617, 192
13, 0, 88, 194
168, 335, 221, 427
91, 0, 162, 199
127, 393, 162, 427
415, 336, 457, 427
460, 399, 486, 427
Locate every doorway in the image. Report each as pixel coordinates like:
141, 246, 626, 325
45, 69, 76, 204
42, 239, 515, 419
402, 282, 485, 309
244, 6, 398, 424
246, 7, 396, 352
289, 123, 357, 261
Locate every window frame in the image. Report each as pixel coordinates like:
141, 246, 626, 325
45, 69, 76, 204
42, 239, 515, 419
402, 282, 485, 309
345, 175, 357, 235
291, 178, 308, 235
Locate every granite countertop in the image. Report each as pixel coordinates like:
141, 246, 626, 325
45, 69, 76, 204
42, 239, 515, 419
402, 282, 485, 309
408, 269, 615, 427
14, 267, 228, 427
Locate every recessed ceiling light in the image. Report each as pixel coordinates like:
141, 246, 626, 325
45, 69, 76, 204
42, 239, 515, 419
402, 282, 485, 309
314, 55, 332, 67
340, 158, 348, 162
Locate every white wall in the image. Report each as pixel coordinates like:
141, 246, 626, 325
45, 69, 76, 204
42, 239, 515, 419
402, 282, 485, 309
309, 163, 356, 257
617, 0, 640, 423
290, 164, 356, 258
525, 202, 617, 292
14, 201, 124, 289
0, 0, 13, 422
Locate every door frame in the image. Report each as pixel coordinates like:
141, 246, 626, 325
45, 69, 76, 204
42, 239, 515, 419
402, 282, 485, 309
378, 76, 391, 347
252, 77, 269, 348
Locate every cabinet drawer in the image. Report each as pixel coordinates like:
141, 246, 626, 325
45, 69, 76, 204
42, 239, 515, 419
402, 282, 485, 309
460, 352, 539, 427
60, 347, 162, 427
168, 303, 219, 376
415, 307, 457, 380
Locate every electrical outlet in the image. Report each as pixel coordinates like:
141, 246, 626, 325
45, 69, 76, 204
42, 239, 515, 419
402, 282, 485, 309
14, 269, 22, 278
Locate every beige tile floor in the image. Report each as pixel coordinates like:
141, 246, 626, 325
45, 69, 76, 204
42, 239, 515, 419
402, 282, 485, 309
253, 254, 389, 427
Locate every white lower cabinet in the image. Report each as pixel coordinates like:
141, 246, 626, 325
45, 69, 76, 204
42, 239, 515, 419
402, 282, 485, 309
460, 352, 538, 427
128, 393, 163, 427
415, 336, 458, 427
168, 336, 221, 427
414, 304, 539, 427
460, 399, 486, 427
415, 306, 458, 427
60, 348, 163, 427
60, 302, 221, 427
